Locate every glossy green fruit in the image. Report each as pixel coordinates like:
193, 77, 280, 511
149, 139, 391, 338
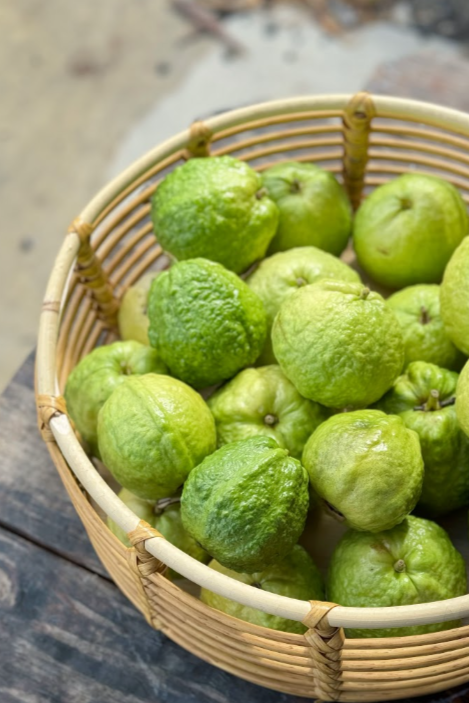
272, 279, 404, 408
387, 285, 465, 371
328, 516, 467, 638
302, 410, 424, 532
208, 365, 328, 458
181, 436, 309, 573
247, 247, 360, 364
64, 340, 167, 457
118, 272, 158, 345
456, 360, 469, 438
98, 373, 216, 501
201, 546, 324, 634
440, 237, 469, 356
377, 361, 469, 516
148, 258, 267, 389
151, 156, 279, 274
353, 174, 468, 288
261, 162, 352, 255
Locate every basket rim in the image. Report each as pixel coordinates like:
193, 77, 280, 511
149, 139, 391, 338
36, 92, 469, 630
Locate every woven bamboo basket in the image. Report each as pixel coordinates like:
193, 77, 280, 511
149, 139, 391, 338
35, 92, 469, 702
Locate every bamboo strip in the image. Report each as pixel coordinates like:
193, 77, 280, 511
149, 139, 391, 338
97, 204, 152, 262
108, 234, 156, 284
371, 122, 469, 150
343, 652, 469, 681
105, 224, 154, 276
370, 136, 469, 167
365, 165, 469, 192
342, 644, 469, 672
213, 136, 343, 161
212, 124, 341, 156
212, 109, 343, 142
344, 623, 469, 650
343, 635, 469, 660
234, 142, 343, 163
367, 148, 469, 180
342, 670, 469, 701
342, 666, 469, 691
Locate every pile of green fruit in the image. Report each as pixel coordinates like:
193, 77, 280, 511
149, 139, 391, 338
65, 155, 469, 638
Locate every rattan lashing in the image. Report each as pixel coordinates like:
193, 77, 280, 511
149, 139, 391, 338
35, 92, 469, 701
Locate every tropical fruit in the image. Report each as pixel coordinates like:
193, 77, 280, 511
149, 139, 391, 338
151, 156, 279, 273
440, 237, 469, 355
118, 272, 158, 345
302, 410, 424, 532
181, 436, 309, 573
272, 279, 404, 408
208, 365, 328, 458
387, 284, 465, 371
261, 162, 352, 255
64, 340, 166, 456
353, 174, 468, 288
148, 258, 267, 389
97, 374, 216, 501
377, 361, 469, 516
328, 516, 467, 638
201, 546, 324, 634
456, 360, 469, 438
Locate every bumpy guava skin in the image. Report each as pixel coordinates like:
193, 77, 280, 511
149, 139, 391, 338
118, 272, 158, 345
148, 258, 267, 389
201, 546, 324, 634
98, 373, 216, 501
302, 410, 424, 532
261, 162, 352, 255
377, 361, 469, 516
441, 237, 469, 356
64, 340, 167, 457
354, 174, 468, 288
151, 156, 279, 274
181, 436, 310, 573
328, 516, 467, 638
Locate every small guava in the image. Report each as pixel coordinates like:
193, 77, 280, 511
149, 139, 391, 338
118, 272, 158, 345
328, 516, 467, 638
272, 279, 404, 408
261, 162, 352, 255
353, 174, 468, 288
64, 340, 167, 457
148, 258, 267, 389
201, 545, 324, 634
98, 373, 216, 501
302, 409, 424, 532
376, 361, 469, 516
181, 436, 310, 573
208, 365, 328, 458
387, 285, 465, 371
441, 237, 469, 356
151, 156, 279, 274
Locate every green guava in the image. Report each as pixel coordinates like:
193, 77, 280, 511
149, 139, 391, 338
353, 174, 468, 288
441, 237, 469, 356
261, 162, 352, 255
272, 279, 404, 408
118, 272, 158, 345
181, 436, 309, 573
387, 285, 465, 371
200, 545, 324, 634
148, 258, 267, 389
64, 340, 167, 457
107, 488, 208, 580
247, 247, 360, 364
328, 516, 467, 638
98, 373, 216, 501
302, 410, 423, 532
151, 156, 279, 274
456, 360, 469, 438
208, 365, 328, 458
376, 361, 469, 516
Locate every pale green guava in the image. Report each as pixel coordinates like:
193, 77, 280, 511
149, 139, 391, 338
118, 272, 158, 345
441, 237, 469, 356
328, 516, 467, 638
457, 360, 469, 438
151, 156, 279, 274
201, 545, 324, 634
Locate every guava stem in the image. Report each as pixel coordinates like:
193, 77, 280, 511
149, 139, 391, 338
255, 187, 267, 200
359, 287, 370, 300
296, 277, 307, 287
419, 306, 430, 325
394, 559, 406, 573
251, 582, 262, 589
290, 178, 301, 193
264, 414, 278, 426
153, 495, 181, 515
424, 389, 440, 412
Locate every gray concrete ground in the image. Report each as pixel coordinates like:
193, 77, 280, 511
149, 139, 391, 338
0, 0, 465, 389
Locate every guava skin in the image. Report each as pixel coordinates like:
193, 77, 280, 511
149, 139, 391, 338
201, 546, 324, 634
328, 516, 467, 638
208, 365, 328, 459
456, 360, 469, 438
118, 272, 158, 345
441, 237, 469, 356
64, 340, 167, 457
387, 285, 465, 371
377, 361, 469, 516
107, 488, 156, 548
181, 436, 310, 573
302, 410, 424, 532
148, 258, 267, 389
98, 373, 216, 501
354, 174, 468, 288
262, 162, 352, 256
272, 279, 404, 409
247, 246, 360, 364
151, 156, 279, 274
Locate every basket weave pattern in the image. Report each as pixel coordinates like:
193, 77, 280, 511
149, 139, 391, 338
36, 92, 469, 701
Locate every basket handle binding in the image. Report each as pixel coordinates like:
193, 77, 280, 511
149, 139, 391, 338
342, 91, 375, 210
303, 601, 344, 701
